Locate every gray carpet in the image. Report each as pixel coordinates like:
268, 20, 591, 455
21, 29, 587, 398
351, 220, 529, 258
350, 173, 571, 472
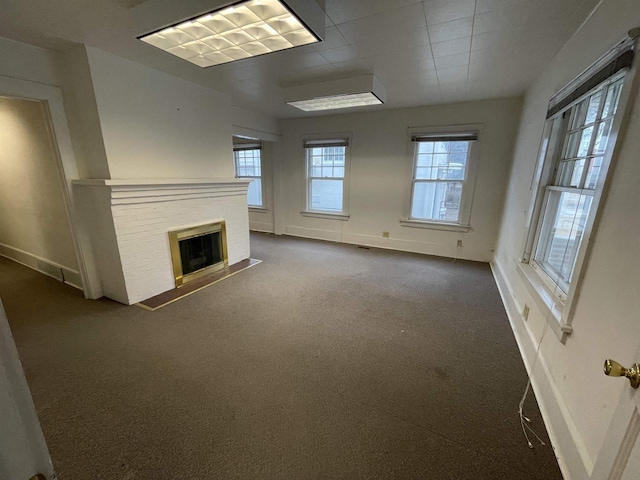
0, 232, 562, 480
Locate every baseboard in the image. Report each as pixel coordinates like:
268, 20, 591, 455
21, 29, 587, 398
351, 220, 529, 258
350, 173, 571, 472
280, 225, 490, 262
282, 225, 342, 242
490, 258, 593, 480
0, 243, 83, 290
249, 221, 275, 233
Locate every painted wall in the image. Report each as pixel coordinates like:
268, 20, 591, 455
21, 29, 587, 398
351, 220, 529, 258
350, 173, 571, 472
275, 97, 522, 262
85, 47, 235, 180
492, 0, 640, 478
0, 300, 55, 480
0, 97, 79, 273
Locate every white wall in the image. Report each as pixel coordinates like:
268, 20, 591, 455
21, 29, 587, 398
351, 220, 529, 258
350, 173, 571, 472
0, 96, 79, 276
275, 98, 522, 262
493, 1, 640, 478
85, 47, 235, 180
0, 300, 55, 480
0, 37, 60, 87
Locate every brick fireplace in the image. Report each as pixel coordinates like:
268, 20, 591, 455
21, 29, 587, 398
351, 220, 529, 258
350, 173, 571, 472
73, 179, 251, 305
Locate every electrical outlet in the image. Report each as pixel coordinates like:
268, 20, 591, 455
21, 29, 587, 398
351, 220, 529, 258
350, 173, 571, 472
456, 240, 463, 247
523, 304, 530, 320
382, 231, 390, 238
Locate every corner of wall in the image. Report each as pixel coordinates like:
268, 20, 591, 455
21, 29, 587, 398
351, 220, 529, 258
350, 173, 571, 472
57, 45, 111, 179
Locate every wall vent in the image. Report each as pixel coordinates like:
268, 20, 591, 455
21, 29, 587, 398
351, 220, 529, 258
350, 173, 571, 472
36, 260, 64, 282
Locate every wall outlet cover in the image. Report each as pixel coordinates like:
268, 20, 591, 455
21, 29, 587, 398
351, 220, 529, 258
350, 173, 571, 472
382, 231, 390, 238
457, 240, 463, 247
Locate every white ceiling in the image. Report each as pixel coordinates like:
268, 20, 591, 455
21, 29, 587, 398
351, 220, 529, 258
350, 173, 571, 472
0, 0, 600, 118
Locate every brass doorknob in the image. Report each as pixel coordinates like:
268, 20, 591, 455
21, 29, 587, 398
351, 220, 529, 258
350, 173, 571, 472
603, 359, 640, 389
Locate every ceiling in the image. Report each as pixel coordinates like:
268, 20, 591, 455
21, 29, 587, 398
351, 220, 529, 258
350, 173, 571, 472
0, 0, 599, 118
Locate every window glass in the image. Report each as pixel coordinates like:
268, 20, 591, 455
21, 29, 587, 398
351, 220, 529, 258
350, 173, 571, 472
306, 144, 347, 213
410, 140, 470, 222
233, 147, 263, 207
532, 76, 625, 294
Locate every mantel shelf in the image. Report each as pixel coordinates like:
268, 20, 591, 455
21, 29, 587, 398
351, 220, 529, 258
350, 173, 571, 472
72, 178, 249, 187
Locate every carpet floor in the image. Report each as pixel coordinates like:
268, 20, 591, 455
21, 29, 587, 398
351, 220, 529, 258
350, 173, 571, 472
0, 233, 562, 480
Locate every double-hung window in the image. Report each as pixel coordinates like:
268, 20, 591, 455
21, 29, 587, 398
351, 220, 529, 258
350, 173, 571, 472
522, 40, 634, 335
233, 140, 264, 208
303, 138, 349, 215
406, 131, 479, 229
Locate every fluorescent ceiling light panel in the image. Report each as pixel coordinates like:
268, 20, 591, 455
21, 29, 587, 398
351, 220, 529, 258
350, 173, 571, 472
288, 92, 382, 111
284, 75, 387, 112
139, 0, 320, 68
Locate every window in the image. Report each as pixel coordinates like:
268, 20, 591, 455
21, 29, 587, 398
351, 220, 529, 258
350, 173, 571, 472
530, 76, 625, 295
520, 39, 634, 337
233, 141, 264, 208
303, 138, 349, 215
405, 131, 479, 229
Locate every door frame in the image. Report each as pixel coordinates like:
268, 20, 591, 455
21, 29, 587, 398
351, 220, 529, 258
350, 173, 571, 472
0, 75, 102, 299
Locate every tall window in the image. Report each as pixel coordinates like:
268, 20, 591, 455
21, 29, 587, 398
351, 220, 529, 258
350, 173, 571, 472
409, 133, 477, 224
304, 138, 349, 214
530, 75, 626, 295
233, 142, 263, 208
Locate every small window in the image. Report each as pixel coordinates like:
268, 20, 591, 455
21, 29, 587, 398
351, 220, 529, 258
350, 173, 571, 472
233, 141, 264, 208
408, 133, 478, 225
304, 138, 349, 214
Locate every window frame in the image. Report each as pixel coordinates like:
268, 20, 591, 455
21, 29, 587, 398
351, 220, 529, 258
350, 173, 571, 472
401, 125, 482, 232
301, 134, 351, 220
233, 143, 265, 210
518, 41, 638, 342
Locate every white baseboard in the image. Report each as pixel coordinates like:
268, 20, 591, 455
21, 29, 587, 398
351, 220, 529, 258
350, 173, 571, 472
0, 243, 83, 290
249, 221, 275, 233
490, 258, 593, 480
280, 225, 490, 262
282, 225, 342, 243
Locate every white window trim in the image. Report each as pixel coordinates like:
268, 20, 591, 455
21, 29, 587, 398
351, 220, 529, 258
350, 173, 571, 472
234, 145, 265, 209
517, 38, 639, 343
301, 132, 352, 218
400, 124, 482, 230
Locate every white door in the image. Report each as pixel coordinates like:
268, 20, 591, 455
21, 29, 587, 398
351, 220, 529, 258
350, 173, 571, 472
0, 299, 55, 480
591, 345, 640, 480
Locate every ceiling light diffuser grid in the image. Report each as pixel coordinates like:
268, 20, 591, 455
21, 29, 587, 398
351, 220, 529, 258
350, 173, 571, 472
139, 0, 320, 68
287, 92, 383, 111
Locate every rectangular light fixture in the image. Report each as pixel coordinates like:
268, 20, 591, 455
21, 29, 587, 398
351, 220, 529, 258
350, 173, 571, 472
287, 92, 382, 111
139, 0, 322, 68
284, 75, 387, 112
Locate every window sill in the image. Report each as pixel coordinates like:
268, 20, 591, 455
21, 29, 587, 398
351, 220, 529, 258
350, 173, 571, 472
301, 211, 350, 221
248, 206, 268, 213
513, 258, 573, 344
399, 219, 471, 232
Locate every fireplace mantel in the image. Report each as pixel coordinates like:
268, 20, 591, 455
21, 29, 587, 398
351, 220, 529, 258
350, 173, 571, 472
73, 178, 251, 205
72, 178, 249, 187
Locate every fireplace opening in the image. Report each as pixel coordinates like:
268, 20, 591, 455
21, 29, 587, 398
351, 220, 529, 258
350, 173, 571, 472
169, 221, 228, 287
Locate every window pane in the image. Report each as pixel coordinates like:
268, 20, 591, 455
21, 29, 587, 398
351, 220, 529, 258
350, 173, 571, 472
535, 191, 593, 291
576, 126, 594, 157
247, 178, 262, 207
603, 80, 623, 117
417, 142, 434, 154
570, 99, 588, 130
593, 119, 612, 155
411, 181, 462, 222
585, 90, 602, 124
585, 156, 603, 189
569, 158, 586, 188
416, 154, 434, 167
311, 179, 343, 211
